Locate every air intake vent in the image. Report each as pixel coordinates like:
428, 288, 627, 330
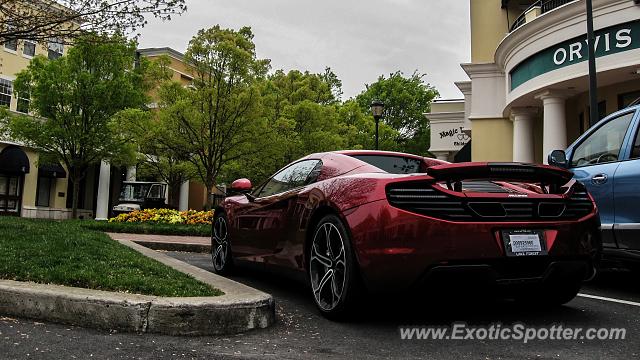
386, 185, 472, 220
562, 190, 594, 219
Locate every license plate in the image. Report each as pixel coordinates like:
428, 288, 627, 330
502, 230, 546, 257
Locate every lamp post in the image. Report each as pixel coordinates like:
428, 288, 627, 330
370, 100, 385, 150
586, 0, 599, 127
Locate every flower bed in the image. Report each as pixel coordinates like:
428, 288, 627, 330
109, 209, 214, 225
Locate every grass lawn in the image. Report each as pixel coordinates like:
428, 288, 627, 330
77, 220, 211, 237
0, 217, 221, 297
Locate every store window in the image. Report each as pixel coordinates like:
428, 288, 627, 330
48, 40, 63, 59
3, 24, 17, 52
618, 91, 640, 110
0, 175, 21, 214
0, 79, 12, 108
16, 90, 30, 114
23, 40, 36, 57
36, 177, 53, 207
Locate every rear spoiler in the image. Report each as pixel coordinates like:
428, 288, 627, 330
427, 162, 574, 184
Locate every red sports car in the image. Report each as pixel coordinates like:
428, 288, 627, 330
212, 150, 600, 318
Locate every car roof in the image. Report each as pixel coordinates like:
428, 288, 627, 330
332, 149, 425, 159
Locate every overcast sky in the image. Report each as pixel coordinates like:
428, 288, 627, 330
138, 0, 470, 100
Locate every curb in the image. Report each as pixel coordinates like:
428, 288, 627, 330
131, 240, 211, 253
0, 239, 275, 335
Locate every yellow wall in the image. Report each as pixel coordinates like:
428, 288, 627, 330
470, 118, 513, 161
21, 148, 38, 207
470, 0, 510, 63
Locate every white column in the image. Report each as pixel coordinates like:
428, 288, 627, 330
432, 151, 450, 161
126, 166, 136, 181
179, 180, 189, 211
95, 160, 111, 221
510, 107, 538, 163
455, 81, 473, 132
536, 91, 569, 164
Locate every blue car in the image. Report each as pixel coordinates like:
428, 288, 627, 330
549, 105, 640, 268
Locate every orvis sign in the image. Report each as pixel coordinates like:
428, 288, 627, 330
510, 20, 640, 91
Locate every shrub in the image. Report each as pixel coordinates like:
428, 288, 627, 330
109, 208, 213, 225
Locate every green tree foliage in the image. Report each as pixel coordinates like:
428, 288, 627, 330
153, 26, 270, 207
355, 71, 439, 156
221, 68, 343, 184
129, 54, 194, 208
0, 33, 150, 218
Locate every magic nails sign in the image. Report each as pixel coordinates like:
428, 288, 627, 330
510, 20, 640, 91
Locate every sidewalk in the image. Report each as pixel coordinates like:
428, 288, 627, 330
107, 233, 211, 253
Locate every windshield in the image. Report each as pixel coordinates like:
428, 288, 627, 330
119, 184, 151, 202
350, 155, 424, 174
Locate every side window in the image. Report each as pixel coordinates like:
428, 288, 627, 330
571, 112, 635, 167
631, 121, 640, 160
258, 160, 321, 198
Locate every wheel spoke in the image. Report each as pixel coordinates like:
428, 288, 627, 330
311, 241, 332, 268
325, 224, 335, 259
313, 269, 333, 296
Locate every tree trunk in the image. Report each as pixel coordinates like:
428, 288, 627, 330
206, 182, 216, 210
71, 169, 80, 219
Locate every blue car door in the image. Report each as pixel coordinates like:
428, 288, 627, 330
612, 109, 640, 250
566, 110, 636, 248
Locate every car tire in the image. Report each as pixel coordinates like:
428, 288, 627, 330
211, 212, 233, 275
307, 214, 362, 320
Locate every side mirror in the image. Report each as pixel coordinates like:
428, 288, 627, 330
230, 178, 252, 193
548, 150, 568, 168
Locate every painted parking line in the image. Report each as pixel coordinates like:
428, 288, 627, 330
578, 293, 640, 307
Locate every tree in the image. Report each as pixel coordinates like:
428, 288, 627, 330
355, 71, 439, 156
221, 68, 347, 184
155, 26, 270, 208
0, 0, 186, 43
0, 33, 150, 218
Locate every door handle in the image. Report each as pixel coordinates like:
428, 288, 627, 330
591, 173, 608, 185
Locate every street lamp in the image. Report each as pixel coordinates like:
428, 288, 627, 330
586, 0, 599, 127
370, 100, 385, 150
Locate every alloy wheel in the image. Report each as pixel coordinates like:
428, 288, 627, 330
309, 222, 347, 311
212, 216, 229, 271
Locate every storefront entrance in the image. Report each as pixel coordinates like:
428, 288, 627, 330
0, 174, 22, 215
0, 146, 31, 216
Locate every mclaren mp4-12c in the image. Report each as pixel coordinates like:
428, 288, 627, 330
212, 150, 600, 318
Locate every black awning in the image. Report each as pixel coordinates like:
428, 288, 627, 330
454, 141, 472, 163
0, 146, 30, 174
38, 163, 67, 178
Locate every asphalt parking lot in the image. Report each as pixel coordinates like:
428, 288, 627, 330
1, 251, 639, 359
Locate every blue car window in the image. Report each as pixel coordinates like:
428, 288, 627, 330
631, 125, 640, 159
571, 112, 634, 167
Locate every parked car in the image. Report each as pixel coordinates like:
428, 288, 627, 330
112, 181, 168, 215
548, 104, 640, 268
215, 150, 600, 319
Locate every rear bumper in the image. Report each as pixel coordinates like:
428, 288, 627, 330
345, 199, 601, 293
415, 259, 589, 294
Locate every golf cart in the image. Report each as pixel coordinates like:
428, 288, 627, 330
112, 181, 168, 215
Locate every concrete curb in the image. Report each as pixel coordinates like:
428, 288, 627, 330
0, 238, 275, 336
130, 240, 211, 253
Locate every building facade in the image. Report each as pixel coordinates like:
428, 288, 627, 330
0, 42, 209, 219
430, 0, 640, 163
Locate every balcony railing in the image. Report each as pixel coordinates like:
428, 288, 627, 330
509, 0, 577, 32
